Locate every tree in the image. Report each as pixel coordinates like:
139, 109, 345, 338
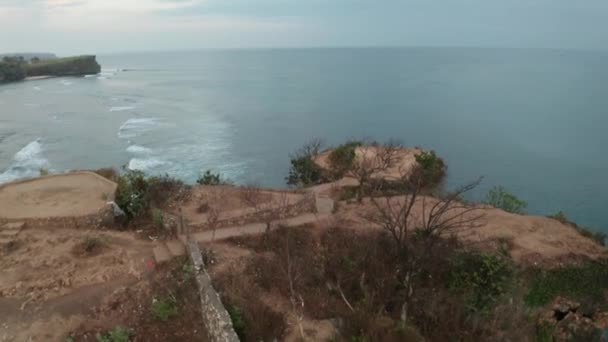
286, 139, 324, 187
241, 185, 291, 234
350, 140, 402, 202
365, 171, 484, 323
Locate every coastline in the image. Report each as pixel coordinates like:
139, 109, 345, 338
24, 75, 55, 81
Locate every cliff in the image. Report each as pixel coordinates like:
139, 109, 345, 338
25, 55, 101, 77
0, 55, 101, 83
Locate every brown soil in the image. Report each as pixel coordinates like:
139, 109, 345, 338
314, 146, 422, 181
0, 172, 116, 219
70, 257, 208, 342
334, 196, 608, 266
177, 185, 307, 226
0, 227, 156, 341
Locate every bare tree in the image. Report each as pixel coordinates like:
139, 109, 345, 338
365, 172, 484, 323
350, 140, 402, 202
204, 187, 226, 242
241, 185, 292, 234
279, 229, 306, 339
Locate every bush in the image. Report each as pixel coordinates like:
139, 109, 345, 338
524, 261, 608, 307
227, 305, 247, 340
147, 174, 189, 207
197, 170, 224, 185
447, 251, 514, 312
286, 140, 323, 187
486, 186, 527, 214
151, 296, 178, 321
414, 151, 446, 190
82, 235, 109, 253
95, 326, 130, 342
327, 141, 362, 178
115, 170, 150, 220
0, 59, 26, 83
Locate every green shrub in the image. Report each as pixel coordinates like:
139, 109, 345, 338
151, 296, 178, 321
286, 140, 324, 187
0, 58, 26, 83
95, 326, 130, 342
524, 261, 608, 307
82, 235, 109, 253
115, 170, 150, 221
414, 150, 446, 189
152, 209, 164, 229
486, 186, 527, 214
447, 251, 514, 312
227, 305, 247, 340
328, 141, 362, 178
197, 170, 224, 185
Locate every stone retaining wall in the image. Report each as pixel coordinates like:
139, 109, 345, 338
186, 237, 240, 342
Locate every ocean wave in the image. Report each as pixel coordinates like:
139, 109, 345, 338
118, 118, 161, 139
33, 86, 42, 91
0, 139, 49, 184
126, 145, 153, 154
60, 80, 73, 86
127, 158, 168, 172
109, 106, 136, 112
84, 74, 97, 78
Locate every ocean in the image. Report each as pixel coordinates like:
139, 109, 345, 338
0, 47, 606, 230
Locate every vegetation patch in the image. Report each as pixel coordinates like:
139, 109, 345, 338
327, 140, 362, 178
414, 150, 447, 190
113, 170, 188, 224
486, 186, 528, 214
73, 235, 110, 257
447, 251, 514, 312
95, 326, 130, 342
524, 260, 608, 307
197, 170, 230, 186
286, 139, 324, 187
151, 295, 178, 321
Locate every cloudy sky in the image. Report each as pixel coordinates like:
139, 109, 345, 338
0, 0, 607, 54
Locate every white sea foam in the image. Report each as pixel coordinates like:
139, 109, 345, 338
0, 139, 49, 184
109, 106, 136, 112
126, 145, 152, 154
97, 76, 107, 80
60, 80, 73, 86
118, 118, 161, 139
127, 158, 168, 172
84, 74, 97, 78
33, 86, 42, 91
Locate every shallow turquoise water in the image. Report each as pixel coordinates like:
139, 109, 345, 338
0, 47, 606, 230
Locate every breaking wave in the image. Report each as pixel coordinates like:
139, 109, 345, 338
0, 139, 49, 184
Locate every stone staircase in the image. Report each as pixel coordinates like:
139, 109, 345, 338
153, 239, 187, 264
0, 221, 25, 244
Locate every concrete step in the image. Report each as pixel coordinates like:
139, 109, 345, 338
153, 244, 172, 264
166, 240, 186, 257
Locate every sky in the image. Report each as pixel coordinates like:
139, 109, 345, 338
0, 0, 607, 54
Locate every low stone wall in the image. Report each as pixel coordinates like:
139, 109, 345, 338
186, 237, 240, 342
0, 204, 117, 230
191, 192, 317, 231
